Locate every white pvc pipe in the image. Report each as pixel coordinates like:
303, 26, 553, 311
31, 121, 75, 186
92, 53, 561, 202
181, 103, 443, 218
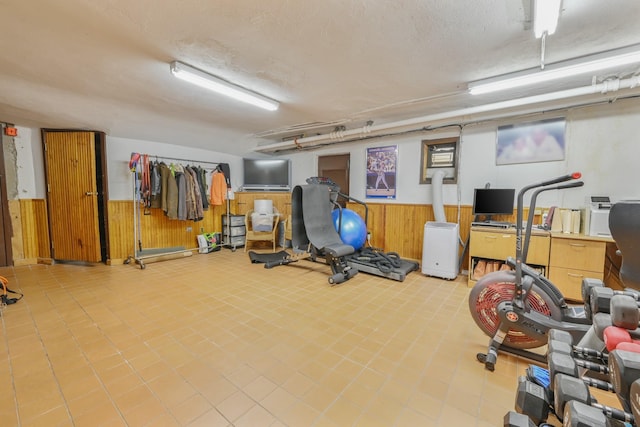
255, 75, 640, 153
431, 170, 446, 222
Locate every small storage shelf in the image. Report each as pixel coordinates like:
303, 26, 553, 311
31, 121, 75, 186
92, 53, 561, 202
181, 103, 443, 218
469, 257, 546, 282
222, 214, 246, 249
467, 227, 550, 288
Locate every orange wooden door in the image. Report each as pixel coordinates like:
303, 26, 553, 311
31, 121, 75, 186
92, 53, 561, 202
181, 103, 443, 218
44, 131, 102, 262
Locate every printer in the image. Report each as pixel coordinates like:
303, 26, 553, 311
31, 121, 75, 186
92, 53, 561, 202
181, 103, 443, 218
584, 196, 612, 237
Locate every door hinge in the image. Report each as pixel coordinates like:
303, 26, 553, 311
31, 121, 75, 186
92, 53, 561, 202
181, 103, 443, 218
44, 143, 47, 152
47, 184, 50, 193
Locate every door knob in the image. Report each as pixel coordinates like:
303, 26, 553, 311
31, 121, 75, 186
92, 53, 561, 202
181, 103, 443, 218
85, 191, 96, 196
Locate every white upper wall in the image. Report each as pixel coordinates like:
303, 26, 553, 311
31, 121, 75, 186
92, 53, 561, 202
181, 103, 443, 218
106, 136, 243, 200
11, 98, 640, 209
14, 126, 45, 198
287, 99, 640, 210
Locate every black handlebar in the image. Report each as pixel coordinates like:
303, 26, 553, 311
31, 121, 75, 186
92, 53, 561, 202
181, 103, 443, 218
535, 172, 582, 188
513, 173, 584, 300
553, 181, 585, 190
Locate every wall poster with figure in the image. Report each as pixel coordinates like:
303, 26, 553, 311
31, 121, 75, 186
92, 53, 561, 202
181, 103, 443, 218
496, 118, 566, 165
366, 145, 397, 199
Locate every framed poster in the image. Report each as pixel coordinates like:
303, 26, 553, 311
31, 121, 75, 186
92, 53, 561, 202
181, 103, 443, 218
496, 118, 566, 165
366, 145, 397, 199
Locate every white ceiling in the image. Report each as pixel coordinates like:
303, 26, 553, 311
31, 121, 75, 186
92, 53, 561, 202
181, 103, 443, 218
1, 0, 639, 156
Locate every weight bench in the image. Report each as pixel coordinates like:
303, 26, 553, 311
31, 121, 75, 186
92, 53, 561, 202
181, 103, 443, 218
264, 184, 357, 285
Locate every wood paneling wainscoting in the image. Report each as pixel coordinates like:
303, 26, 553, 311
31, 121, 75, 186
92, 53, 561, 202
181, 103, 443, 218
13, 196, 534, 274
107, 201, 230, 264
348, 202, 475, 266
13, 199, 50, 265
347, 202, 531, 270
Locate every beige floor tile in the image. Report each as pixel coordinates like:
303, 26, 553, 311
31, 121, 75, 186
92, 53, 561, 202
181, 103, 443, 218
113, 384, 157, 414
186, 408, 230, 427
324, 396, 362, 426
19, 405, 71, 427
123, 399, 173, 426
147, 372, 198, 407
395, 407, 439, 427
2, 252, 556, 426
301, 384, 338, 413
169, 393, 213, 425
280, 400, 321, 427
215, 390, 255, 422
260, 387, 297, 418
234, 404, 276, 427
71, 401, 122, 427
243, 375, 279, 401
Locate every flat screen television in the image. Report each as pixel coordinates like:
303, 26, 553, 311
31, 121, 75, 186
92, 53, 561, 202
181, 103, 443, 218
472, 188, 515, 220
242, 158, 291, 191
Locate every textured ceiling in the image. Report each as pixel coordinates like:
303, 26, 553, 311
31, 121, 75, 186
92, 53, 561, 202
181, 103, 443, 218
0, 0, 639, 155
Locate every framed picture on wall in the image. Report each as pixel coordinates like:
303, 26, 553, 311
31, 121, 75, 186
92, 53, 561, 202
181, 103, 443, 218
366, 145, 397, 199
496, 118, 566, 165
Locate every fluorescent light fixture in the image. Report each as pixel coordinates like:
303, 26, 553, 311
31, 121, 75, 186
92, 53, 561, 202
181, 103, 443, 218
533, 0, 562, 38
469, 44, 640, 95
170, 61, 279, 111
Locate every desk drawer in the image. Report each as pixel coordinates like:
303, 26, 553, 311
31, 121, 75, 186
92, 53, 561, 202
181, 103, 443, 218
549, 267, 604, 302
550, 238, 605, 271
469, 230, 549, 265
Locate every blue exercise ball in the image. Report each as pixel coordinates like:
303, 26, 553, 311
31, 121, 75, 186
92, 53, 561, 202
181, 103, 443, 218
331, 208, 367, 250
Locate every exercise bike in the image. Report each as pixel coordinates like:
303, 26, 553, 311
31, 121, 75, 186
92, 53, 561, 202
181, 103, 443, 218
469, 172, 605, 371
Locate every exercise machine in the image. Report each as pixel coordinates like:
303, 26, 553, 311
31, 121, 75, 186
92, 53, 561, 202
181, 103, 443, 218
263, 183, 358, 285
469, 173, 601, 371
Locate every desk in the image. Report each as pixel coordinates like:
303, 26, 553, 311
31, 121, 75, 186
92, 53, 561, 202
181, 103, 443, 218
548, 232, 614, 301
468, 227, 614, 302
468, 226, 550, 288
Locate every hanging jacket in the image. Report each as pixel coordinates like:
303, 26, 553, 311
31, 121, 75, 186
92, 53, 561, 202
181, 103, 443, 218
196, 167, 210, 211
175, 166, 187, 221
186, 167, 204, 221
210, 171, 227, 206
159, 163, 178, 219
150, 161, 162, 209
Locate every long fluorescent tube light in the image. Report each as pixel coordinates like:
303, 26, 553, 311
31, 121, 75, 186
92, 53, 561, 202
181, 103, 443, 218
469, 45, 640, 95
170, 61, 279, 111
533, 0, 562, 38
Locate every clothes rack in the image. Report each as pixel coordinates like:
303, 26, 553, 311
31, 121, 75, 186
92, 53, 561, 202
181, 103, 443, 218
125, 152, 231, 268
152, 155, 220, 170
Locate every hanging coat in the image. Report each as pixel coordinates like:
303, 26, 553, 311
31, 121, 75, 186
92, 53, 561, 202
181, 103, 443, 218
150, 161, 162, 209
159, 163, 179, 219
210, 171, 227, 206
174, 164, 187, 221
196, 167, 210, 211
187, 167, 204, 221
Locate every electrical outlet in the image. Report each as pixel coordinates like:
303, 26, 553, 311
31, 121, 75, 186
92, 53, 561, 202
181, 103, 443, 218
200, 227, 204, 233
186, 226, 192, 232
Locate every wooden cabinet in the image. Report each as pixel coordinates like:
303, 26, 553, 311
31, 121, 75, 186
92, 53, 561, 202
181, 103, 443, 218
234, 192, 291, 217
548, 234, 609, 302
468, 227, 550, 287
235, 192, 292, 247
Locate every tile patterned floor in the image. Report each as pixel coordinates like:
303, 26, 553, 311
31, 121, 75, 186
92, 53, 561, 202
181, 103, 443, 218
0, 249, 538, 426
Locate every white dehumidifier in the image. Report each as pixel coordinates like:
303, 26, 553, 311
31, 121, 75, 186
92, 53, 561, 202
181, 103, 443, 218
422, 221, 459, 279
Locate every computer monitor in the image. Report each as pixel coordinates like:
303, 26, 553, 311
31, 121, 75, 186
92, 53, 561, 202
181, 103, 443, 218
472, 188, 515, 220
